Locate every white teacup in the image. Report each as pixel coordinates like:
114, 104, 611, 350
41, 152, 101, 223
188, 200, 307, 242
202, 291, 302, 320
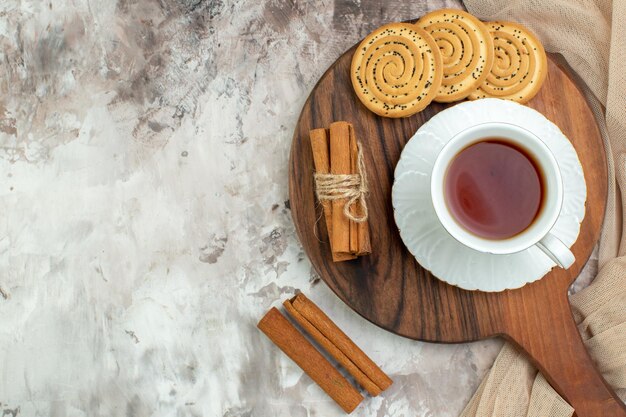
430, 122, 575, 268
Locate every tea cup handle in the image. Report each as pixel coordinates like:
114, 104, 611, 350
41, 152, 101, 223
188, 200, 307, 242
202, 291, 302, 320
536, 233, 575, 269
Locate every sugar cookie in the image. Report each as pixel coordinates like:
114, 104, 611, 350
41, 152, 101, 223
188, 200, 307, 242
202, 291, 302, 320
469, 21, 547, 103
351, 23, 443, 118
417, 9, 494, 102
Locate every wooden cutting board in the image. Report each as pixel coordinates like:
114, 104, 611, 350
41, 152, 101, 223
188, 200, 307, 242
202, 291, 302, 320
288, 38, 626, 416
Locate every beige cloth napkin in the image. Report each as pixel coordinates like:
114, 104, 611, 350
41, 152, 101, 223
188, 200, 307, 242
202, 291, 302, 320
460, 0, 626, 415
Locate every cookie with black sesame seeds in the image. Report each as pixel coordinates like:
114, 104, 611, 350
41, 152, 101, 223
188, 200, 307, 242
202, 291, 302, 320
468, 21, 547, 104
350, 23, 443, 118
416, 9, 494, 102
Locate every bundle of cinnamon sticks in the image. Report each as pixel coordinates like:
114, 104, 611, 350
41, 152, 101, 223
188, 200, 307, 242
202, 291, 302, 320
258, 293, 392, 413
310, 122, 371, 262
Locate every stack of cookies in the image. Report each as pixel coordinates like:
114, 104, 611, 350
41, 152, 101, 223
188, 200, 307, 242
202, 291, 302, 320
351, 9, 547, 118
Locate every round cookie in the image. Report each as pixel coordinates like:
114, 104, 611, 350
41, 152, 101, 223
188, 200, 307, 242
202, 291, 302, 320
351, 23, 443, 118
469, 21, 547, 103
417, 9, 494, 102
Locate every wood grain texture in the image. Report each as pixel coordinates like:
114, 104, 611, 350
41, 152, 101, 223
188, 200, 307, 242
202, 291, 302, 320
289, 38, 626, 416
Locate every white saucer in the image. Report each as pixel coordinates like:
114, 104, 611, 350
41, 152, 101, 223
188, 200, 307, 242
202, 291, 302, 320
392, 98, 587, 292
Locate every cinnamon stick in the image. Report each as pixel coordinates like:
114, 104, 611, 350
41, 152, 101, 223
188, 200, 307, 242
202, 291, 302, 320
284, 298, 382, 396
310, 128, 355, 262
348, 125, 359, 255
348, 125, 371, 255
290, 293, 392, 391
329, 122, 352, 256
258, 307, 363, 413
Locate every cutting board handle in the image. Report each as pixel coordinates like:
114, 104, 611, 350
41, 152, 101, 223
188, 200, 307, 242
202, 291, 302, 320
507, 292, 626, 417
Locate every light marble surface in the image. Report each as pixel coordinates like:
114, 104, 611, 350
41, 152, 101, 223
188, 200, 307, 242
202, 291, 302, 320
0, 1, 597, 416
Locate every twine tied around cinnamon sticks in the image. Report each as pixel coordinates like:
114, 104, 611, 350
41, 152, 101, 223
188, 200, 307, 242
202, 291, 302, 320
309, 122, 372, 261
314, 143, 369, 223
